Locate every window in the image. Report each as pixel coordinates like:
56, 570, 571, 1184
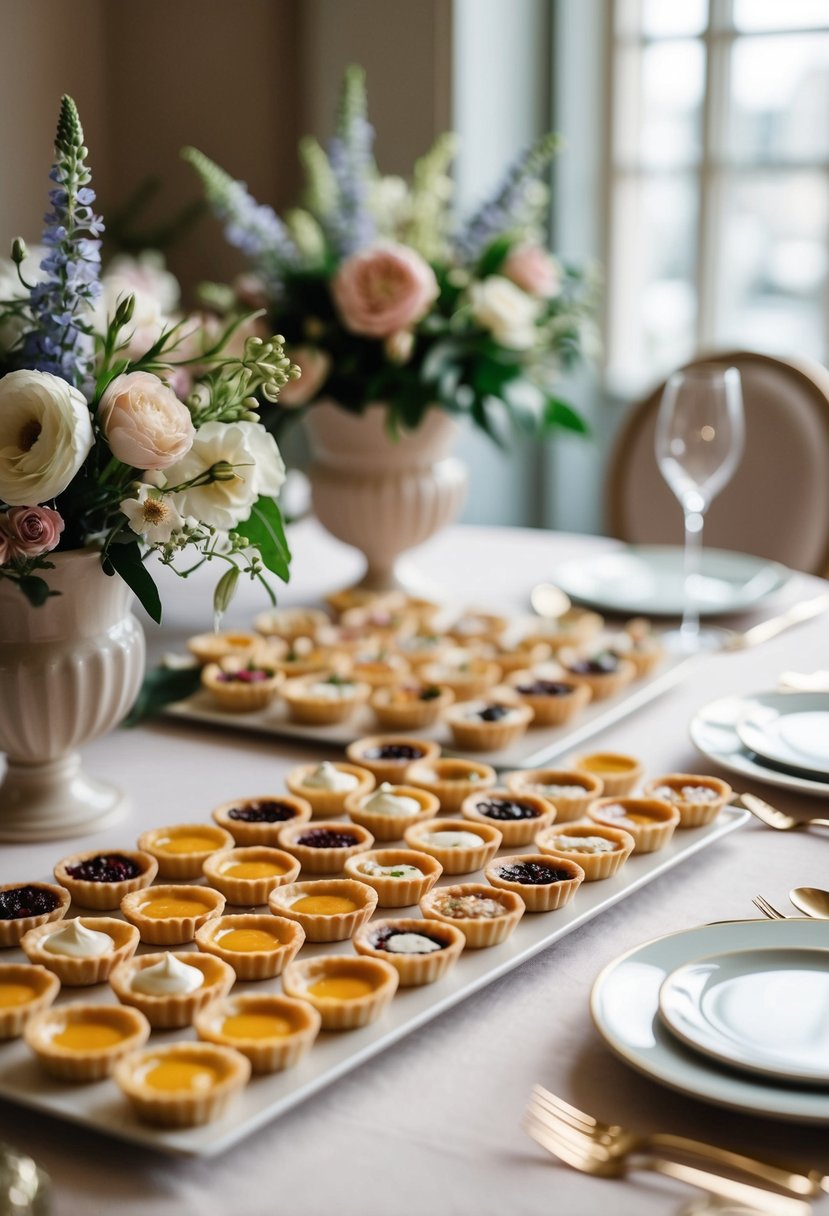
607, 0, 829, 394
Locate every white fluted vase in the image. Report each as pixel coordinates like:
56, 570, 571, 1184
0, 549, 146, 841
306, 403, 468, 593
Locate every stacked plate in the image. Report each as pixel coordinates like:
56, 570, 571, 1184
690, 691, 829, 798
591, 918, 829, 1122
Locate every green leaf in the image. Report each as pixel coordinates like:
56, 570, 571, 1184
476, 234, 515, 279
544, 397, 590, 436
122, 664, 202, 727
213, 566, 240, 630
104, 541, 162, 623
18, 575, 54, 607
237, 497, 291, 582
503, 379, 546, 433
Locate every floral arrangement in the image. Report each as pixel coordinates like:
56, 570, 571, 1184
0, 96, 298, 619
184, 66, 596, 444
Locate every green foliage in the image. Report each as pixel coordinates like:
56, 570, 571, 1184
235, 496, 291, 582
122, 663, 202, 727
103, 540, 162, 624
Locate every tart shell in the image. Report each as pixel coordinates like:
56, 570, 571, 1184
461, 789, 555, 847
587, 796, 680, 853
420, 883, 525, 948
0, 963, 60, 1039
443, 694, 533, 752
201, 661, 283, 712
136, 823, 234, 881
21, 917, 140, 986
194, 993, 321, 1074
281, 673, 371, 725
114, 1041, 251, 1127
343, 849, 443, 907
403, 759, 497, 814
195, 914, 305, 980
562, 657, 636, 701
212, 793, 313, 844
109, 951, 236, 1028
484, 853, 585, 912
353, 918, 465, 986
277, 820, 374, 874
285, 763, 376, 818
202, 846, 301, 905
504, 672, 591, 726
345, 736, 441, 784
503, 768, 604, 823
642, 773, 733, 828
269, 879, 378, 942
344, 784, 440, 842
568, 752, 644, 797
25, 1001, 150, 1082
403, 818, 502, 875
120, 884, 226, 945
282, 955, 399, 1030
535, 822, 636, 881
0, 883, 70, 947
369, 683, 454, 731
53, 852, 157, 911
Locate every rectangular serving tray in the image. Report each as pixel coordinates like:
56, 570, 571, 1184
0, 806, 747, 1156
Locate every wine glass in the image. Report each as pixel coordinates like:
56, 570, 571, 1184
655, 365, 745, 652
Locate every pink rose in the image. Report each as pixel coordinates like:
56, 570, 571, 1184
98, 371, 195, 471
278, 346, 331, 407
332, 242, 439, 339
502, 244, 561, 299
5, 505, 65, 557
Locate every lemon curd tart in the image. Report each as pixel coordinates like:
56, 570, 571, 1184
202, 846, 300, 905
587, 796, 680, 853
195, 914, 305, 980
120, 884, 225, 945
21, 916, 140, 986
110, 951, 235, 1028
0, 882, 71, 948
114, 1042, 251, 1127
269, 879, 378, 942
0, 963, 60, 1040
137, 823, 234, 880
282, 955, 399, 1030
53, 851, 157, 911
25, 1002, 150, 1081
568, 752, 644, 797
194, 993, 321, 1073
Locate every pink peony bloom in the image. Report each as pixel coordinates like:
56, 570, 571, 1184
98, 371, 195, 472
502, 244, 561, 299
5, 505, 65, 557
331, 242, 439, 339
278, 346, 331, 407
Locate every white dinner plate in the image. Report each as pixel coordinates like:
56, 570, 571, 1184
553, 546, 790, 617
591, 918, 829, 1123
659, 947, 829, 1085
736, 693, 829, 779
690, 693, 829, 798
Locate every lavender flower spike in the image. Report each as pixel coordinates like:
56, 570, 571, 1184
324, 64, 377, 258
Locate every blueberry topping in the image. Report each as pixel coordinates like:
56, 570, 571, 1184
228, 800, 298, 823
0, 885, 61, 920
497, 861, 572, 885
476, 799, 539, 821
296, 829, 360, 849
372, 925, 447, 951
419, 686, 442, 702
477, 704, 511, 722
516, 680, 574, 696
567, 652, 619, 676
65, 854, 142, 883
365, 744, 425, 761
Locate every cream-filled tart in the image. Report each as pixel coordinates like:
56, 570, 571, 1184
444, 694, 533, 752
350, 649, 411, 689
0, 963, 60, 1040
268, 636, 341, 679
353, 918, 465, 986
110, 951, 235, 1029
504, 672, 591, 727
25, 1001, 150, 1082
269, 879, 378, 942
277, 821, 374, 874
393, 632, 452, 670
201, 657, 283, 712
484, 854, 584, 912
343, 849, 442, 907
404, 758, 497, 813
461, 789, 555, 847
202, 846, 300, 904
340, 603, 419, 641
0, 882, 70, 947
504, 768, 604, 822
195, 914, 305, 980
588, 796, 680, 853
419, 652, 502, 700
420, 884, 525, 948
53, 851, 157, 911
194, 993, 321, 1074
282, 672, 371, 725
212, 793, 312, 844
567, 752, 644, 798
136, 823, 234, 881
187, 630, 262, 666
479, 638, 553, 676
403, 818, 502, 875
120, 884, 225, 945
282, 955, 398, 1030
643, 773, 732, 828
521, 608, 604, 653
446, 611, 509, 645
369, 681, 454, 730
286, 761, 375, 818
559, 650, 636, 701
346, 735, 441, 784
535, 823, 635, 881
253, 606, 330, 641
344, 783, 439, 841
114, 1041, 250, 1127
21, 916, 139, 986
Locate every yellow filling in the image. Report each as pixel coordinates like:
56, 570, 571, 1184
216, 928, 279, 953
153, 832, 221, 855
221, 860, 287, 880
291, 895, 358, 916
308, 975, 375, 1001
139, 895, 213, 919
0, 982, 37, 1008
220, 1012, 295, 1040
143, 1058, 222, 1093
580, 755, 635, 774
52, 1021, 126, 1050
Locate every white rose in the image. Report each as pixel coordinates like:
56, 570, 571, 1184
164, 420, 286, 530
469, 275, 540, 350
0, 369, 94, 505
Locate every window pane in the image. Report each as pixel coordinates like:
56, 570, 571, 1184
616, 0, 708, 38
727, 34, 829, 161
717, 173, 828, 360
615, 40, 706, 168
733, 0, 829, 32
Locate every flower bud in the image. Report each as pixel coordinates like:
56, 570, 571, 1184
10, 238, 27, 265
209, 460, 237, 482
113, 293, 136, 328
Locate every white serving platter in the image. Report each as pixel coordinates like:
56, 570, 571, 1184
163, 655, 695, 771
0, 807, 746, 1156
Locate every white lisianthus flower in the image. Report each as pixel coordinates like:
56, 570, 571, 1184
0, 369, 94, 505
164, 420, 286, 531
469, 275, 541, 351
120, 484, 184, 544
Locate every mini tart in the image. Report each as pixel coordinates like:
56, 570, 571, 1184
25, 1001, 150, 1082
121, 884, 226, 945
369, 682, 454, 730
194, 993, 320, 1074
344, 784, 440, 842
201, 658, 283, 712
136, 823, 235, 881
110, 951, 235, 1029
21, 917, 139, 986
535, 823, 635, 881
269, 879, 378, 942
281, 672, 371, 725
504, 671, 591, 727
461, 789, 555, 847
282, 955, 398, 1030
269, 641, 342, 679
53, 851, 157, 911
0, 882, 70, 947
404, 758, 497, 813
643, 773, 733, 828
0, 963, 60, 1040
253, 606, 330, 641
350, 651, 411, 688
344, 849, 443, 907
484, 854, 584, 912
444, 694, 534, 752
353, 917, 465, 986
420, 883, 525, 949
286, 762, 376, 818
504, 768, 604, 823
560, 653, 636, 701
403, 818, 502, 875
114, 1041, 250, 1127
588, 796, 680, 853
187, 630, 262, 665
568, 751, 644, 797
277, 820, 374, 874
212, 793, 312, 845
340, 604, 419, 640
202, 846, 301, 904
521, 608, 604, 652
483, 639, 553, 676
195, 914, 305, 980
394, 633, 453, 670
446, 611, 509, 644
324, 586, 404, 618
419, 655, 502, 700
346, 735, 442, 784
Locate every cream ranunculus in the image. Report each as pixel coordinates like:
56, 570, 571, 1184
0, 369, 94, 506
469, 275, 541, 351
98, 371, 195, 471
164, 420, 286, 531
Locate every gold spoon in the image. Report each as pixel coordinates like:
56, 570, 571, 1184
789, 887, 829, 918
529, 583, 572, 620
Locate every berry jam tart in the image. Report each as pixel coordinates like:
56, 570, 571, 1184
559, 650, 636, 701
346, 736, 441, 784
0, 883, 70, 948
461, 789, 555, 847
212, 794, 312, 845
202, 658, 283, 713
353, 917, 465, 986
485, 853, 585, 912
444, 694, 533, 752
277, 820, 374, 874
505, 671, 591, 726
54, 850, 157, 911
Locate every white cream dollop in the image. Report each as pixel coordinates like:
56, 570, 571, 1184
382, 932, 442, 955
130, 953, 204, 996
43, 919, 113, 958
424, 830, 484, 849
303, 761, 359, 791
361, 782, 421, 818
305, 680, 357, 700
359, 860, 424, 880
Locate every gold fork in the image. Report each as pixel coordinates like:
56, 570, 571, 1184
753, 895, 788, 920
524, 1091, 813, 1215
529, 1086, 826, 1198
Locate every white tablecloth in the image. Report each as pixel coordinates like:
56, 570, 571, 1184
2, 521, 829, 1216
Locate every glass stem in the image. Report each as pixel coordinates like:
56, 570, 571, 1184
681, 507, 705, 648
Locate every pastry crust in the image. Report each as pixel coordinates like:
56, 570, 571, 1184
353, 918, 465, 986
404, 758, 497, 813
535, 822, 636, 880
253, 607, 330, 641
419, 655, 503, 700
443, 693, 533, 752
212, 793, 312, 844
195, 914, 305, 980
642, 772, 732, 828
343, 849, 443, 907
194, 993, 321, 1074
504, 768, 604, 822
0, 882, 70, 947
268, 878, 378, 942
136, 824, 234, 881
403, 818, 502, 875
201, 659, 283, 712
187, 630, 262, 665
461, 789, 555, 847
285, 762, 375, 817
369, 682, 454, 730
344, 784, 440, 842
114, 1042, 251, 1127
560, 655, 637, 701
120, 884, 225, 945
0, 963, 60, 1039
21, 917, 140, 986
345, 735, 441, 784
277, 820, 374, 874
567, 752, 644, 797
587, 796, 680, 853
109, 951, 235, 1028
202, 846, 301, 905
281, 672, 371, 725
504, 671, 591, 727
53, 851, 157, 911
25, 1001, 150, 1082
282, 955, 399, 1030
420, 883, 525, 948
484, 853, 585, 912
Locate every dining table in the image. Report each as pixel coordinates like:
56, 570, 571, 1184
1, 518, 828, 1216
